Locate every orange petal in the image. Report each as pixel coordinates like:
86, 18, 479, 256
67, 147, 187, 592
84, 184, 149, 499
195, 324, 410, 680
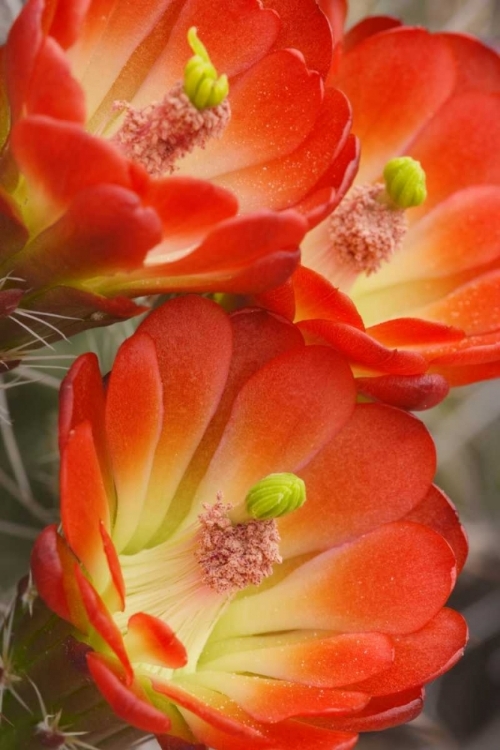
279, 403, 436, 557
194, 672, 370, 722
124, 612, 187, 670
404, 485, 468, 573
298, 319, 428, 375
356, 373, 450, 411
75, 567, 133, 684
317, 687, 423, 732
31, 524, 87, 632
200, 631, 394, 688
334, 28, 456, 182
191, 345, 356, 516
105, 331, 164, 552
60, 420, 111, 585
130, 296, 233, 546
87, 652, 172, 734
348, 608, 467, 696
219, 521, 456, 637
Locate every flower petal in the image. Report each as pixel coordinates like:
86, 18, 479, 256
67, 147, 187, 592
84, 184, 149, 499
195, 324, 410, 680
190, 345, 356, 517
317, 687, 423, 732
87, 651, 172, 734
124, 612, 188, 669
298, 319, 428, 375
75, 567, 133, 683
218, 521, 456, 637
335, 28, 456, 182
181, 50, 323, 179
348, 608, 467, 696
60, 420, 112, 584
105, 331, 164, 553
131, 295, 233, 547
121, 211, 305, 296
31, 524, 87, 631
356, 373, 450, 411
14, 184, 162, 285
279, 403, 436, 557
404, 485, 468, 573
200, 631, 394, 688
193, 672, 370, 722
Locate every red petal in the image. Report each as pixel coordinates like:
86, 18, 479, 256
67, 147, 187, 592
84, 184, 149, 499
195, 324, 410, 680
4, 0, 44, 121
416, 270, 500, 336
75, 567, 133, 683
105, 331, 164, 552
14, 184, 162, 286
200, 631, 394, 688
123, 211, 305, 296
60, 420, 111, 585
410, 92, 500, 212
266, 0, 334, 78
151, 679, 265, 741
318, 687, 423, 732
343, 16, 402, 53
438, 32, 500, 92
293, 266, 365, 329
27, 37, 85, 122
141, 176, 238, 250
31, 525, 87, 631
12, 117, 133, 208
182, 308, 304, 495
405, 485, 468, 573
213, 86, 352, 220
335, 28, 456, 182
195, 672, 370, 722
124, 612, 188, 669
87, 652, 172, 734
298, 319, 428, 375
183, 50, 323, 179
99, 522, 126, 612
220, 521, 456, 637
356, 373, 450, 410
130, 296, 233, 546
349, 608, 467, 696
58, 352, 106, 459
280, 403, 436, 557
191, 345, 356, 517
42, 0, 90, 49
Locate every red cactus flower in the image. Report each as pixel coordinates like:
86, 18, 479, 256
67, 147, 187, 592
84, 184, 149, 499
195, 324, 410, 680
32, 295, 467, 749
0, 0, 357, 357
261, 11, 500, 406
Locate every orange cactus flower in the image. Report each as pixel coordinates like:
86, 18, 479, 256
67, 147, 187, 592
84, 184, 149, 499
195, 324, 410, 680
0, 0, 357, 358
31, 296, 467, 749
262, 12, 500, 406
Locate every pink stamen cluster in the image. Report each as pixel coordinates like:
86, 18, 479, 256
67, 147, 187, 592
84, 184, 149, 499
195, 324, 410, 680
113, 82, 230, 177
196, 500, 282, 595
328, 184, 407, 275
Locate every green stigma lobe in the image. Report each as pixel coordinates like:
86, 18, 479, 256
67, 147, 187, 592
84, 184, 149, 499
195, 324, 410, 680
246, 473, 306, 520
383, 156, 427, 209
184, 27, 229, 110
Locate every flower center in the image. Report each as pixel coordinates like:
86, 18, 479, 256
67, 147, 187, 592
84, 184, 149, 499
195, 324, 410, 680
112, 84, 230, 178
328, 184, 407, 276
196, 500, 282, 595
112, 27, 230, 177
327, 156, 427, 277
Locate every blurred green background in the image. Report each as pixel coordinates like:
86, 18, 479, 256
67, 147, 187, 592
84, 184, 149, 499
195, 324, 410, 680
0, 1, 499, 748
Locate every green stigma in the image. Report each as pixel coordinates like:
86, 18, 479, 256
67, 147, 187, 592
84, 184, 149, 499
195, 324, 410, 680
245, 473, 306, 520
383, 156, 427, 209
184, 27, 229, 110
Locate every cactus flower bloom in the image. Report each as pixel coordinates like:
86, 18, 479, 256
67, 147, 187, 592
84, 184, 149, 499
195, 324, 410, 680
263, 13, 500, 405
0, 0, 357, 359
29, 295, 467, 749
